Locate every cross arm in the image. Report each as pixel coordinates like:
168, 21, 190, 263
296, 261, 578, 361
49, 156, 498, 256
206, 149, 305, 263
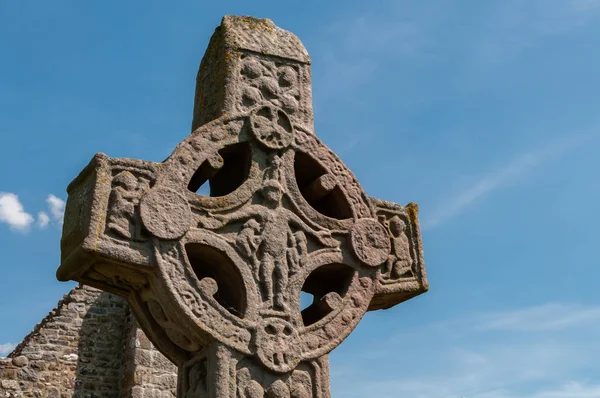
367, 197, 429, 311
57, 153, 159, 296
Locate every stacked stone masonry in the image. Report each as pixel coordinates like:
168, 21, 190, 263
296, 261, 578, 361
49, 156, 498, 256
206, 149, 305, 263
0, 284, 177, 397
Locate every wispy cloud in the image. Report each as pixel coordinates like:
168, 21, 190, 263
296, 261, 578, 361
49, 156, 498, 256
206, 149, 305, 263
483, 0, 600, 49
312, 2, 445, 102
315, 0, 600, 100
330, 134, 364, 157
422, 134, 592, 229
455, 382, 600, 398
0, 342, 15, 357
477, 303, 600, 332
0, 193, 34, 232
325, 9, 436, 58
313, 52, 377, 102
336, 379, 600, 398
332, 303, 600, 398
572, 0, 600, 12
460, 0, 600, 87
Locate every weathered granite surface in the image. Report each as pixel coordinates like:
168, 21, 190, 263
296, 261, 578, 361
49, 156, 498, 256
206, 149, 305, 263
55, 15, 429, 398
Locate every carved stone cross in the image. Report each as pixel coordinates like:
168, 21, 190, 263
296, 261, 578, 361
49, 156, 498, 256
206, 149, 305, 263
57, 15, 428, 398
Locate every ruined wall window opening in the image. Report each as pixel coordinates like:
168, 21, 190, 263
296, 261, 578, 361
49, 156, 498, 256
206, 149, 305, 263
188, 142, 252, 197
293, 152, 352, 220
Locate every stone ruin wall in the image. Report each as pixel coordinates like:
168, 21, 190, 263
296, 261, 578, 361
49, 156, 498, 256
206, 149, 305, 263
0, 285, 177, 398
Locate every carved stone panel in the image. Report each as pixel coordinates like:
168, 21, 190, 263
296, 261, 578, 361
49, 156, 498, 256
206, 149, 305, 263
179, 345, 329, 398
369, 199, 429, 311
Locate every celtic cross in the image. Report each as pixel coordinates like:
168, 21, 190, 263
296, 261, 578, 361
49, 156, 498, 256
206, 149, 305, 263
57, 15, 428, 398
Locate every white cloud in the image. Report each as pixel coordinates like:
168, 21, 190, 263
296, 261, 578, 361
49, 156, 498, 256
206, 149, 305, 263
0, 342, 15, 357
0, 193, 34, 232
0, 193, 66, 231
477, 303, 600, 332
46, 194, 65, 223
37, 211, 50, 229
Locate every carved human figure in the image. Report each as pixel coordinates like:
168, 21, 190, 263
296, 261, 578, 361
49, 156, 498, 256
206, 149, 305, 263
106, 171, 147, 240
186, 360, 208, 398
385, 216, 413, 279
236, 218, 262, 279
213, 178, 337, 311
264, 154, 282, 182
286, 230, 307, 275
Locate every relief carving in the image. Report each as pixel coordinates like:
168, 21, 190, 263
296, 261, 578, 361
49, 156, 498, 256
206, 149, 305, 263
286, 231, 307, 275
147, 298, 200, 352
266, 380, 290, 398
385, 215, 414, 279
106, 170, 149, 240
235, 218, 262, 279
242, 380, 264, 398
86, 262, 148, 292
239, 57, 301, 118
236, 362, 315, 398
376, 210, 418, 282
256, 317, 300, 373
205, 155, 339, 311
186, 359, 209, 398
250, 105, 294, 150
289, 370, 312, 398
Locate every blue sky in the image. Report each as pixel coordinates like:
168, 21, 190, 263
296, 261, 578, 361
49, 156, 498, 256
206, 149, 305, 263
1, 1, 599, 397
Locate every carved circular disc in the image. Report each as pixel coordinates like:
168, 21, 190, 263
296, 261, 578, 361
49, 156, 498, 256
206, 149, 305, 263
250, 105, 294, 150
256, 318, 300, 373
349, 218, 391, 266
140, 187, 191, 240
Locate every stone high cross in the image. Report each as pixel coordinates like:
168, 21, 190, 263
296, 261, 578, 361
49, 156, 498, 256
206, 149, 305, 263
57, 16, 428, 398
